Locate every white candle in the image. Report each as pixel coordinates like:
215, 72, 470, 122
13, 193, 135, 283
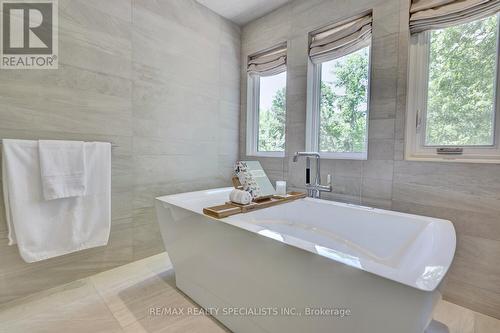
276, 181, 287, 195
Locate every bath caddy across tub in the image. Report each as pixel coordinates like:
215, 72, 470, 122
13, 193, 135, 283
203, 191, 306, 219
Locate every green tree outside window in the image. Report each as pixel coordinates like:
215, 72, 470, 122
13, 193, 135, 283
426, 15, 498, 146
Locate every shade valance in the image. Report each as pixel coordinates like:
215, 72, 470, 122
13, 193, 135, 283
309, 14, 372, 64
410, 0, 500, 33
247, 44, 287, 76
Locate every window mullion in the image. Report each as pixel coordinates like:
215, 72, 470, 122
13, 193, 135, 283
254, 76, 260, 153
315, 63, 322, 152
493, 13, 500, 149
419, 31, 431, 147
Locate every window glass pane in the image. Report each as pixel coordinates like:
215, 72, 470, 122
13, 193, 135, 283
258, 71, 286, 152
319, 47, 369, 153
425, 15, 498, 146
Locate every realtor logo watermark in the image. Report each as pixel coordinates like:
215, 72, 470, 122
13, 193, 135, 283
1, 0, 58, 69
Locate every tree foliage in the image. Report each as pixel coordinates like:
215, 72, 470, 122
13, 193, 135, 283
426, 15, 498, 146
258, 86, 286, 151
319, 48, 369, 152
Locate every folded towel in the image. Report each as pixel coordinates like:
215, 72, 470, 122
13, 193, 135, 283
2, 139, 111, 262
38, 140, 86, 200
230, 189, 252, 205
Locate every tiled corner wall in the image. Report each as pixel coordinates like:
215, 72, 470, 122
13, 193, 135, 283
0, 0, 240, 305
239, 0, 500, 319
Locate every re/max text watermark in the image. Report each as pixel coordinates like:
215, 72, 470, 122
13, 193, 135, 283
149, 306, 352, 318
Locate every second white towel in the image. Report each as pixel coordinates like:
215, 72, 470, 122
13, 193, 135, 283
38, 140, 86, 200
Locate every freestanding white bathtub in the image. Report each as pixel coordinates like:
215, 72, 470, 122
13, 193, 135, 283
155, 187, 456, 333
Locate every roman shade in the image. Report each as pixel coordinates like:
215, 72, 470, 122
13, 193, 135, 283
247, 44, 287, 76
309, 13, 372, 64
410, 0, 500, 33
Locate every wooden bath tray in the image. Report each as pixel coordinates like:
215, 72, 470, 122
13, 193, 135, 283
203, 191, 306, 219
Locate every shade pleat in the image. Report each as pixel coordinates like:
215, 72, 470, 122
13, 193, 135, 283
309, 14, 372, 64
409, 0, 500, 33
247, 45, 287, 76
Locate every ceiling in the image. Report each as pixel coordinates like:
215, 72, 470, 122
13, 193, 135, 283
196, 0, 292, 25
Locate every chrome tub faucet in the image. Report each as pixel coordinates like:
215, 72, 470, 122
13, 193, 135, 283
293, 152, 332, 199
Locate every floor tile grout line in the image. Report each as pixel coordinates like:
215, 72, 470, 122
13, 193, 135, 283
88, 277, 129, 330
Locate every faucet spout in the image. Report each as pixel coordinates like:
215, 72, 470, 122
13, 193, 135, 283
293, 151, 320, 162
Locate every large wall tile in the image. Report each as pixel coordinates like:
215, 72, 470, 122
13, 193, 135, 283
444, 278, 500, 319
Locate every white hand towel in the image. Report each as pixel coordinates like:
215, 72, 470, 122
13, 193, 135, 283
229, 189, 252, 205
38, 140, 86, 200
2, 139, 111, 263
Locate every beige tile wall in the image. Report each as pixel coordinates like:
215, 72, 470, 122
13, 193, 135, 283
0, 0, 240, 305
239, 0, 500, 319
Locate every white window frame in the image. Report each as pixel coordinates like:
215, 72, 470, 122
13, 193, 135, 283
246, 73, 286, 157
306, 43, 371, 160
406, 14, 500, 163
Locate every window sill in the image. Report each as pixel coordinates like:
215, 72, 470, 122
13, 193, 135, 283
246, 151, 285, 158
318, 152, 367, 160
405, 154, 500, 164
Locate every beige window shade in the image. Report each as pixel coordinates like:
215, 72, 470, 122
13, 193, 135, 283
309, 14, 372, 64
410, 0, 500, 33
247, 44, 287, 76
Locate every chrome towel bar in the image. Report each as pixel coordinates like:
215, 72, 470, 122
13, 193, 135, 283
0, 140, 119, 148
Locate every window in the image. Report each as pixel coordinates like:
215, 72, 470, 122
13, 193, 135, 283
306, 13, 372, 160
246, 44, 287, 157
257, 72, 287, 153
315, 47, 370, 158
247, 71, 287, 156
406, 14, 500, 163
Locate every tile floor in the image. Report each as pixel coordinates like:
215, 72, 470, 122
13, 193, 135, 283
0, 252, 499, 333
